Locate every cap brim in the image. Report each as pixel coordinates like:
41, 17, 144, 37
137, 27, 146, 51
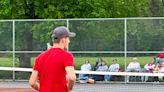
69, 32, 76, 37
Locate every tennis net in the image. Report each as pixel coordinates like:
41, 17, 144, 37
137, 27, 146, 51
0, 67, 164, 92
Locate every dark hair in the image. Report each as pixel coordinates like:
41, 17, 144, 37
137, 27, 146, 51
52, 36, 69, 43
52, 37, 61, 43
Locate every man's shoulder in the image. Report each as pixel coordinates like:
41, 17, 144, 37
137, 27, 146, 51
63, 50, 73, 57
35, 49, 51, 60
38, 50, 48, 56
36, 52, 45, 59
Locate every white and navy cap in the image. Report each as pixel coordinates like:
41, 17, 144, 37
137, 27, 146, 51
52, 26, 76, 39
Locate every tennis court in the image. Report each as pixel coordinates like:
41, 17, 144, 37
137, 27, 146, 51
0, 81, 164, 92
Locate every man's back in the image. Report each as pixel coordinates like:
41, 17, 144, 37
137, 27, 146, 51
34, 48, 74, 92
29, 26, 76, 91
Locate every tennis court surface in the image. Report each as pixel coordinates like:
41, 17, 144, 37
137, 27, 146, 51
0, 81, 164, 92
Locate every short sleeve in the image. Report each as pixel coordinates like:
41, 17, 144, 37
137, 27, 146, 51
64, 53, 74, 67
33, 56, 39, 71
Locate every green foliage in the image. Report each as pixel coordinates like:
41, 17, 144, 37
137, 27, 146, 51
69, 20, 124, 51
0, 0, 11, 18
0, 0, 163, 19
0, 22, 12, 50
127, 19, 164, 51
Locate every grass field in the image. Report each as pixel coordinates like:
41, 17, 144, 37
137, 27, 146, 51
0, 56, 155, 70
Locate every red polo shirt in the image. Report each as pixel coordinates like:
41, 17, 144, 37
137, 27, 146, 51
33, 48, 74, 92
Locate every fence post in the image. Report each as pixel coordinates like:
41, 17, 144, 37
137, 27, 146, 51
124, 18, 127, 83
12, 20, 15, 81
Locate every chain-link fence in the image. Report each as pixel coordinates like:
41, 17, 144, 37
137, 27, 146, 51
0, 18, 164, 81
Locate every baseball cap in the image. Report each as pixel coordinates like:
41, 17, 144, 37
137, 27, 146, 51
52, 26, 76, 39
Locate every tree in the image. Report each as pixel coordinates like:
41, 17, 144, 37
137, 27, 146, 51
127, 19, 164, 51
69, 20, 124, 51
148, 0, 163, 17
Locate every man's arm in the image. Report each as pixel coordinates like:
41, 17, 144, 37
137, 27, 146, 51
65, 66, 76, 91
29, 70, 40, 90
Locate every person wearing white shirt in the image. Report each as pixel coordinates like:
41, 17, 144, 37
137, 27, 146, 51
78, 61, 95, 84
109, 60, 120, 72
127, 58, 140, 72
126, 57, 141, 82
80, 61, 92, 71
79, 61, 91, 80
105, 59, 120, 81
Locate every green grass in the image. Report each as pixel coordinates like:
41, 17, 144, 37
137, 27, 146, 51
0, 57, 13, 67
0, 56, 154, 70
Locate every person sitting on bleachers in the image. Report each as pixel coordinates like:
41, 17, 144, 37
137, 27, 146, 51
78, 60, 95, 84
141, 60, 155, 82
105, 59, 120, 81
92, 57, 102, 81
94, 59, 108, 81
126, 57, 141, 82
93, 57, 103, 71
153, 63, 161, 82
159, 62, 164, 73
97, 61, 108, 71
159, 62, 164, 82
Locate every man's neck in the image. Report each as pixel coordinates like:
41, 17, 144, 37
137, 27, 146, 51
52, 43, 64, 50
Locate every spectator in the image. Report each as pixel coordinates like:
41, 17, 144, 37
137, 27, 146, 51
96, 60, 108, 81
153, 63, 160, 73
93, 57, 103, 71
96, 61, 108, 71
105, 59, 120, 81
159, 62, 164, 73
78, 60, 95, 84
126, 57, 141, 82
156, 48, 164, 63
159, 62, 164, 81
93, 58, 108, 81
109, 59, 120, 72
141, 60, 155, 82
92, 57, 102, 81
80, 60, 91, 71
153, 63, 161, 82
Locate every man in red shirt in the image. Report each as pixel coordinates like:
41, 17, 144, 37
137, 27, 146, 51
29, 26, 76, 92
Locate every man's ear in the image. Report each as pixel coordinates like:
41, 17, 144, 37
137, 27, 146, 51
60, 38, 65, 43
